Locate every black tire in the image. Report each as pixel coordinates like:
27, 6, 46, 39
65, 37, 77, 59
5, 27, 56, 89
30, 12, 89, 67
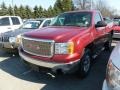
76, 49, 91, 78
104, 34, 112, 51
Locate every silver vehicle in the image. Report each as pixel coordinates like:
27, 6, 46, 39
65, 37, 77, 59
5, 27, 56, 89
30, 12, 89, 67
113, 18, 120, 39
102, 42, 120, 90
0, 16, 23, 33
0, 18, 53, 52
113, 18, 120, 26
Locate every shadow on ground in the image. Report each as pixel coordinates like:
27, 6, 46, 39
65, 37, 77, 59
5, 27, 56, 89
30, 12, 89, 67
0, 48, 113, 90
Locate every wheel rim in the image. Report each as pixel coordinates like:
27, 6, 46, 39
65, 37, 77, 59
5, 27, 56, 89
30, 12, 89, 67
83, 55, 90, 73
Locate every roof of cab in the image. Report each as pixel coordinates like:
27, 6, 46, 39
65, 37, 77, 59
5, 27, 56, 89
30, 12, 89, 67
63, 10, 100, 14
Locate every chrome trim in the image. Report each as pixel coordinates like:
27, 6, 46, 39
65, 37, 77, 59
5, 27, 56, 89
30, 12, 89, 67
19, 50, 79, 69
22, 36, 55, 44
22, 36, 55, 57
20, 50, 65, 68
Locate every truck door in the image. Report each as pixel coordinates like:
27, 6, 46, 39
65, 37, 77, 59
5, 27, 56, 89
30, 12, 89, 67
93, 12, 106, 54
11, 17, 21, 30
0, 17, 12, 33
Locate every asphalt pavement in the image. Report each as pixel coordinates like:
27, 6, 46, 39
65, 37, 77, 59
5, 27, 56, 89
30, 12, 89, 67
0, 45, 114, 90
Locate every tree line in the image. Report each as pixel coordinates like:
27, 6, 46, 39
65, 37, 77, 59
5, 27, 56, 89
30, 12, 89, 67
0, 0, 118, 19
74, 0, 118, 17
0, 0, 74, 19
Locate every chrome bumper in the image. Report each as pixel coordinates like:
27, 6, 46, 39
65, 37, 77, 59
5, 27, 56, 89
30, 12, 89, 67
0, 42, 18, 49
113, 33, 120, 38
19, 50, 80, 73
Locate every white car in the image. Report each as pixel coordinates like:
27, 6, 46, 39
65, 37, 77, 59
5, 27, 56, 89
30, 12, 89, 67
102, 42, 120, 90
0, 16, 23, 33
0, 18, 53, 52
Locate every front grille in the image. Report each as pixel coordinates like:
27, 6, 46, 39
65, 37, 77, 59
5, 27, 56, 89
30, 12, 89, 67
0, 35, 9, 42
3, 36, 9, 42
22, 37, 54, 57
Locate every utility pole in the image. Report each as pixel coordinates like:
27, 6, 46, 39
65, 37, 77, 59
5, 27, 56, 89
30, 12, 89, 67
12, 0, 15, 16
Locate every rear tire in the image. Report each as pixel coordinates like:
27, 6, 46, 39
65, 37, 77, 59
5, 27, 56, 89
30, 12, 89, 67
104, 34, 112, 51
76, 49, 91, 78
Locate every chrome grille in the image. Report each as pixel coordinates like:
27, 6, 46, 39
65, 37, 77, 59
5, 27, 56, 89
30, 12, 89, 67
22, 37, 54, 57
0, 34, 9, 42
3, 36, 9, 42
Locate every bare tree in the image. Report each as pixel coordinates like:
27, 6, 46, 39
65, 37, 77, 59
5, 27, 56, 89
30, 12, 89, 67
74, 0, 91, 10
73, 0, 117, 17
95, 0, 116, 17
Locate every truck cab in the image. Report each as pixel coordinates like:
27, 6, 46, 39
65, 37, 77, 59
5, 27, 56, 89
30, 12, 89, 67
0, 16, 23, 33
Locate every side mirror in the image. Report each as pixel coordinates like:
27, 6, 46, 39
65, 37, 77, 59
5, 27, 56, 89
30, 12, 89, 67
95, 21, 107, 28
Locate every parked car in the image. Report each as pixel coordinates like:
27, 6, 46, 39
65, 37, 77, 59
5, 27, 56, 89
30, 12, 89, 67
104, 17, 113, 24
0, 18, 53, 52
103, 17, 114, 30
113, 17, 120, 26
19, 10, 113, 78
112, 17, 120, 39
0, 16, 23, 33
112, 25, 120, 39
102, 42, 120, 90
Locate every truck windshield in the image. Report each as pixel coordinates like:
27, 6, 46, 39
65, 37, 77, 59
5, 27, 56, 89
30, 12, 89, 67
50, 12, 92, 27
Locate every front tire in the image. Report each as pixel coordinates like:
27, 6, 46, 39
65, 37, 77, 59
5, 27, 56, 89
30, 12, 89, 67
76, 49, 91, 78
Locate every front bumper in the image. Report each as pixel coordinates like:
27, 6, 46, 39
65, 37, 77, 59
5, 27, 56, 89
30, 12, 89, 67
0, 42, 18, 49
19, 49, 80, 74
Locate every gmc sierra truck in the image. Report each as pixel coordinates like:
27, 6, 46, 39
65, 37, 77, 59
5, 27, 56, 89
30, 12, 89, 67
19, 10, 113, 78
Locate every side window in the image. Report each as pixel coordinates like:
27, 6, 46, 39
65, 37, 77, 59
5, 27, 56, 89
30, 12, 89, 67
0, 17, 10, 26
94, 13, 102, 24
43, 20, 51, 27
11, 17, 20, 25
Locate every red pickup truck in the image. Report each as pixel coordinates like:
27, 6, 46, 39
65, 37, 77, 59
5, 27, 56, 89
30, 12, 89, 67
19, 10, 113, 78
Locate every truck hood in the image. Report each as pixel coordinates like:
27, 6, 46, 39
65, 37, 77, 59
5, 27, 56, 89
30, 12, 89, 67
111, 42, 120, 69
24, 26, 88, 42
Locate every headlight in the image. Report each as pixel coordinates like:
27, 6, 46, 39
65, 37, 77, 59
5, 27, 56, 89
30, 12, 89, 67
16, 34, 22, 44
55, 42, 74, 54
9, 35, 22, 44
107, 60, 120, 89
9, 37, 16, 43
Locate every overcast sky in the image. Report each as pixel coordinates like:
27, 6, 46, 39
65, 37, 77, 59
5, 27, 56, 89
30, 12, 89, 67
0, 0, 56, 9
106, 0, 119, 10
0, 0, 120, 14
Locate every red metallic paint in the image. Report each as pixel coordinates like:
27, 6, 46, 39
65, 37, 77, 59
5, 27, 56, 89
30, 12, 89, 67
20, 10, 112, 63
